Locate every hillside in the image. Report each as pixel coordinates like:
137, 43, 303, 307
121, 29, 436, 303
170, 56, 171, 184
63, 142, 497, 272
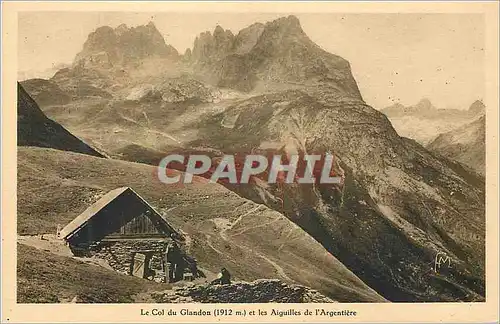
17, 243, 169, 303
17, 146, 385, 303
17, 82, 103, 157
187, 89, 485, 302
427, 116, 485, 175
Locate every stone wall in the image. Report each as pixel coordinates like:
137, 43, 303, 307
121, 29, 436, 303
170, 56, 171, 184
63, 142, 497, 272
89, 239, 170, 275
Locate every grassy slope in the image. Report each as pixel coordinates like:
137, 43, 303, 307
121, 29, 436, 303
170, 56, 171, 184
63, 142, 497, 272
17, 243, 169, 303
17, 146, 385, 302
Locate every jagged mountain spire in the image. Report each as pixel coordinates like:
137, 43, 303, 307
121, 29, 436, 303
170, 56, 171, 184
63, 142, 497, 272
189, 15, 362, 97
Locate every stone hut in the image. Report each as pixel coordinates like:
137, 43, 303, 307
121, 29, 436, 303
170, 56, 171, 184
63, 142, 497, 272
59, 187, 181, 280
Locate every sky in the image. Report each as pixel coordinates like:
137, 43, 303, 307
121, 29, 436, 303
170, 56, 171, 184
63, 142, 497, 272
18, 12, 485, 110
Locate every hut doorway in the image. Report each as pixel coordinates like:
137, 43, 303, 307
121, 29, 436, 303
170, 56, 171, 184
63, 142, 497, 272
130, 251, 153, 279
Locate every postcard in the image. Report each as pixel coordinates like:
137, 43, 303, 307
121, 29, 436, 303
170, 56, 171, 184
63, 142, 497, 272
2, 1, 498, 323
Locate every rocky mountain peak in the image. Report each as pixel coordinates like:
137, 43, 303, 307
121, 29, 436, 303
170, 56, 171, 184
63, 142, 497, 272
190, 16, 361, 98
74, 22, 179, 68
233, 22, 265, 55
191, 25, 235, 63
115, 23, 129, 35
388, 102, 405, 109
252, 15, 311, 54
415, 98, 435, 111
213, 26, 234, 46
190, 15, 307, 64
213, 25, 230, 37
266, 15, 304, 35
213, 25, 224, 36
469, 99, 485, 115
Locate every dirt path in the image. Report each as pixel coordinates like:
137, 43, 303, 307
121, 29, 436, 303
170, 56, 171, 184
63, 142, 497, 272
258, 254, 292, 281
17, 234, 115, 271
230, 217, 281, 237
214, 204, 293, 282
18, 234, 73, 257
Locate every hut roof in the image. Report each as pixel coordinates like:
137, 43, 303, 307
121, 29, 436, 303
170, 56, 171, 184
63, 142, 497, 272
59, 187, 177, 240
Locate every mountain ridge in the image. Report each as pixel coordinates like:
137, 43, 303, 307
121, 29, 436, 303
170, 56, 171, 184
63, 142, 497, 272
427, 115, 485, 175
17, 82, 104, 158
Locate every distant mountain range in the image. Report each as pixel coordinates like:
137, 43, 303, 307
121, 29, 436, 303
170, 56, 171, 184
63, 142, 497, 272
381, 99, 486, 174
382, 98, 484, 118
381, 98, 484, 145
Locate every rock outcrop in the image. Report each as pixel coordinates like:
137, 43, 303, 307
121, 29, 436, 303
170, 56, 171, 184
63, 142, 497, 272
124, 76, 221, 104
155, 76, 221, 103
149, 279, 335, 303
